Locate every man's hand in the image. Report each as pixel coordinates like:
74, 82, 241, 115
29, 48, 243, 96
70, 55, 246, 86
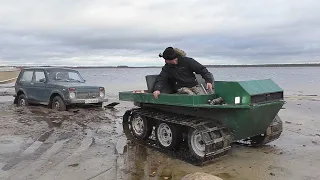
206, 83, 213, 91
153, 90, 161, 99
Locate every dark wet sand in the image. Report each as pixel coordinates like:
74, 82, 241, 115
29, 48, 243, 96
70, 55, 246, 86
0, 93, 319, 180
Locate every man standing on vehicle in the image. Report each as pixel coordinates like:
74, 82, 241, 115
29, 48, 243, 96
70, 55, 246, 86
153, 47, 214, 99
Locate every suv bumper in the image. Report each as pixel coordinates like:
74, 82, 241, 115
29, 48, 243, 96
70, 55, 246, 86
66, 98, 108, 105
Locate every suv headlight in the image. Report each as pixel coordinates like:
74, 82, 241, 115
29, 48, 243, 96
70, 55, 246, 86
70, 92, 76, 99
100, 91, 105, 98
99, 87, 105, 98
69, 87, 76, 99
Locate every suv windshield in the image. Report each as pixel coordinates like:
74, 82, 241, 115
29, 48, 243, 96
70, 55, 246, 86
47, 69, 85, 82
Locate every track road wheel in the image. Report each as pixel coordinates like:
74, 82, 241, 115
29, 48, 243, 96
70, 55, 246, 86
51, 96, 66, 111
188, 128, 206, 160
155, 121, 182, 150
17, 94, 29, 107
129, 113, 152, 140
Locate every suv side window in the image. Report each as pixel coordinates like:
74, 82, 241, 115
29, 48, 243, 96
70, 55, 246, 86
34, 71, 46, 82
19, 70, 34, 82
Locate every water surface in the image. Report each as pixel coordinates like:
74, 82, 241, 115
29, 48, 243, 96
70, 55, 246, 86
76, 66, 320, 98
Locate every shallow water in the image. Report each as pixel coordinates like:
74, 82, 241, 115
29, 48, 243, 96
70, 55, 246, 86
1, 66, 320, 99
75, 66, 320, 98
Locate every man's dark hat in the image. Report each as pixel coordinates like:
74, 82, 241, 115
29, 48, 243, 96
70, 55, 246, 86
161, 47, 178, 60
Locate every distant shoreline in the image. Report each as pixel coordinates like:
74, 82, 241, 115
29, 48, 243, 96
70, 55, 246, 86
1, 63, 320, 69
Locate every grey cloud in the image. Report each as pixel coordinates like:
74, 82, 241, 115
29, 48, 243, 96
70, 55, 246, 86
0, 0, 320, 66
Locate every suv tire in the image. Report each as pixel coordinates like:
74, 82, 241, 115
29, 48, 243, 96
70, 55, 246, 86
17, 94, 29, 107
51, 96, 66, 111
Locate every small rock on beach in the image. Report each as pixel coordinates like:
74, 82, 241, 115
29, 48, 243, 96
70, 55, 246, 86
181, 172, 223, 180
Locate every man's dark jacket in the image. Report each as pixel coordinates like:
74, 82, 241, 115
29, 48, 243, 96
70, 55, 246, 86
153, 56, 213, 92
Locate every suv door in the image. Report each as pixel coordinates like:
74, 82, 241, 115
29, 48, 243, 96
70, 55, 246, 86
15, 70, 35, 101
30, 70, 50, 103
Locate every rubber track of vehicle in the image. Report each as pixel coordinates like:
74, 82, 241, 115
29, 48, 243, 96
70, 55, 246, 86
259, 115, 283, 145
122, 108, 232, 166
237, 115, 283, 146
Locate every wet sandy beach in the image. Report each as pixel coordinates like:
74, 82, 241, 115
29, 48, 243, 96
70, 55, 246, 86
0, 88, 320, 180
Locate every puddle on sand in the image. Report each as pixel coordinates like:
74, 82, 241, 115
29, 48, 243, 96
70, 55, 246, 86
118, 143, 194, 180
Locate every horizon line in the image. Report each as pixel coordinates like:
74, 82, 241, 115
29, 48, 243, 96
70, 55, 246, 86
1, 62, 320, 68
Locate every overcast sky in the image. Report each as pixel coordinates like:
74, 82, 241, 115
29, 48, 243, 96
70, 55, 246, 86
0, 0, 319, 66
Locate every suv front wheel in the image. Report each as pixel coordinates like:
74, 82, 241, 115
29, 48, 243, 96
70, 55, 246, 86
51, 96, 66, 111
17, 94, 29, 107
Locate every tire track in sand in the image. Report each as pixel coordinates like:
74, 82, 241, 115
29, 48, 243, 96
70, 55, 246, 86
1, 129, 81, 180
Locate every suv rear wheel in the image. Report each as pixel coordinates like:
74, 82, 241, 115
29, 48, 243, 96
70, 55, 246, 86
51, 96, 66, 111
17, 94, 29, 107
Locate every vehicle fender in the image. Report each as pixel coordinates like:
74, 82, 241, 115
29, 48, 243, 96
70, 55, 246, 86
16, 88, 28, 98
14, 88, 27, 104
49, 90, 67, 102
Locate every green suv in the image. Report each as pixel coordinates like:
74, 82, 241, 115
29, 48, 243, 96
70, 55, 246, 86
14, 67, 108, 111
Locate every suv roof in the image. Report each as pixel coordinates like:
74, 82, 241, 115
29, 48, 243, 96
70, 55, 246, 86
22, 67, 77, 71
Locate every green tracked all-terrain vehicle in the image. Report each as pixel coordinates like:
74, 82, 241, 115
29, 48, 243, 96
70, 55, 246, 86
119, 73, 285, 165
